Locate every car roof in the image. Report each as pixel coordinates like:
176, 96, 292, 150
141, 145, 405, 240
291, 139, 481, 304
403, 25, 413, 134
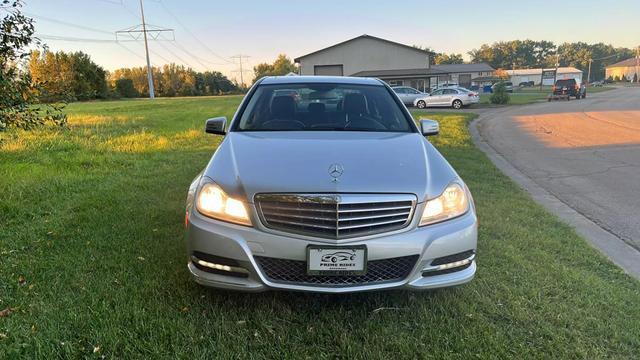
260, 75, 383, 86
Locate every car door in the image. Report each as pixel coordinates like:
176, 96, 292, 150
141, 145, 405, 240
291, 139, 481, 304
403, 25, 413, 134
394, 87, 409, 104
428, 89, 444, 106
406, 88, 423, 105
442, 89, 456, 105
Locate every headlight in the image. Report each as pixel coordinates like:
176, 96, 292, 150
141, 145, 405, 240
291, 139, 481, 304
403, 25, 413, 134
419, 182, 469, 226
196, 182, 252, 226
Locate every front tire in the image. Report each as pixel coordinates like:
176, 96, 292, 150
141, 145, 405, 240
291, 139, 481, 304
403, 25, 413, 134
452, 99, 463, 109
417, 100, 426, 109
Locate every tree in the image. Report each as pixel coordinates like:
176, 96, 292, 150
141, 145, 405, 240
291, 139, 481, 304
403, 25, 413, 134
253, 54, 297, 82
115, 78, 138, 98
434, 53, 464, 65
109, 64, 238, 97
1, 0, 66, 130
28, 50, 108, 102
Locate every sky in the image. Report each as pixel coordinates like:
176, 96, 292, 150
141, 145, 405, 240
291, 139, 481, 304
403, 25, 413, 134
22, 0, 640, 85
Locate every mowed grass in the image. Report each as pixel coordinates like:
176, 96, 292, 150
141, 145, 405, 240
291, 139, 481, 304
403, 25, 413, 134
1, 97, 639, 358
478, 86, 614, 105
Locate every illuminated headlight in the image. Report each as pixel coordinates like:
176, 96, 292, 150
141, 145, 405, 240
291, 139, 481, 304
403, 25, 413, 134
419, 182, 469, 226
196, 181, 252, 226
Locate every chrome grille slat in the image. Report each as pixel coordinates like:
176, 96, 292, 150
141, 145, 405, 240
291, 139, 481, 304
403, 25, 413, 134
337, 205, 412, 213
338, 218, 408, 230
261, 211, 337, 222
255, 194, 416, 239
267, 218, 337, 230
338, 210, 411, 221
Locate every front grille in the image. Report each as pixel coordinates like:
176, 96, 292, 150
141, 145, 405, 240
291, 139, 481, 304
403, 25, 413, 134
255, 194, 416, 239
254, 255, 419, 286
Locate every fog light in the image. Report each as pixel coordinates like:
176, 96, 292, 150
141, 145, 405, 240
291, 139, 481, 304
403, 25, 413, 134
435, 258, 471, 271
191, 255, 249, 277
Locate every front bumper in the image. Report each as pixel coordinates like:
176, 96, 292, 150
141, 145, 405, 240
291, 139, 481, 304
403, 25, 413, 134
185, 204, 477, 293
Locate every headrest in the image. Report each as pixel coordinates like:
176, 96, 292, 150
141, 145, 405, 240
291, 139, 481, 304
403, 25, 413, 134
271, 96, 295, 119
307, 102, 325, 113
343, 93, 367, 114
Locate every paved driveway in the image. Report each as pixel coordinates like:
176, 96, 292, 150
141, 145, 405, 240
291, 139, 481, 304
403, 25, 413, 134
477, 87, 640, 250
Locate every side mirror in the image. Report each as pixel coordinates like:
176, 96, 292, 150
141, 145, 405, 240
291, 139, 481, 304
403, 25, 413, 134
205, 117, 226, 135
420, 119, 439, 136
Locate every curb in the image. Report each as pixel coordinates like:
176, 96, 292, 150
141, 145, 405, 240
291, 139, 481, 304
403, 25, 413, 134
470, 113, 640, 280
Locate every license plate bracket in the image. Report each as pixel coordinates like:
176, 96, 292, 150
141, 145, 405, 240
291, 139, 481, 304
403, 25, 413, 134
306, 245, 367, 276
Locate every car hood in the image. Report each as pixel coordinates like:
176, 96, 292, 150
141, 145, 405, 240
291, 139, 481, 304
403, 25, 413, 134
203, 131, 458, 203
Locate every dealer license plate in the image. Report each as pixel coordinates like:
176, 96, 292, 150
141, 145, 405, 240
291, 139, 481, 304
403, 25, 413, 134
307, 245, 367, 276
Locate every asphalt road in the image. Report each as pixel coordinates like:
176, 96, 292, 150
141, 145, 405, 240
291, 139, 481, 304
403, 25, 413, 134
477, 87, 640, 250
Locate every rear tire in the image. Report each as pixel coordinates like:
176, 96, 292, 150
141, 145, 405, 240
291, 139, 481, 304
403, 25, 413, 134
452, 99, 463, 109
417, 100, 426, 109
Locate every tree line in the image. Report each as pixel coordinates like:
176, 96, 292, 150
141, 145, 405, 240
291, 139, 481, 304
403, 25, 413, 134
28, 50, 240, 102
467, 40, 635, 80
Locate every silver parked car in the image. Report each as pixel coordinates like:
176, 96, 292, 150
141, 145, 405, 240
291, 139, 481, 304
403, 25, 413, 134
414, 88, 480, 109
391, 86, 428, 106
185, 76, 477, 293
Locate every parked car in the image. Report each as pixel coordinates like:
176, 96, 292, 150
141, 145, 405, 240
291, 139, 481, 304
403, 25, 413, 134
553, 78, 586, 99
414, 88, 480, 109
491, 81, 513, 93
518, 81, 535, 87
589, 80, 604, 87
185, 76, 477, 293
391, 86, 428, 106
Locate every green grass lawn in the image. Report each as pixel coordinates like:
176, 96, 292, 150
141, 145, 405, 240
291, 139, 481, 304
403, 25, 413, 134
1, 97, 639, 358
478, 86, 614, 105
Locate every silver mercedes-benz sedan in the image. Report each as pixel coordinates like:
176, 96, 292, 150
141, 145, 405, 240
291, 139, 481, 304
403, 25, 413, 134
184, 76, 477, 293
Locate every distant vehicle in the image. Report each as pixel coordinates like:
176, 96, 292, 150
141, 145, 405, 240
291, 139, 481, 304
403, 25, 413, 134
391, 86, 428, 106
414, 88, 479, 109
518, 81, 535, 87
552, 78, 586, 99
589, 80, 604, 87
491, 81, 513, 93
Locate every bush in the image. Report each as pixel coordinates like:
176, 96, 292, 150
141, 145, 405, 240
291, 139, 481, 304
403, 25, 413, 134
489, 82, 510, 104
634, 73, 638, 83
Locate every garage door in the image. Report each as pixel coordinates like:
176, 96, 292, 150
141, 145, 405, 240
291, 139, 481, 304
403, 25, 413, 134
314, 65, 343, 76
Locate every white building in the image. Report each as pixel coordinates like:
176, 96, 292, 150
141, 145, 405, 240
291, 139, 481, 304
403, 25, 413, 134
506, 67, 583, 86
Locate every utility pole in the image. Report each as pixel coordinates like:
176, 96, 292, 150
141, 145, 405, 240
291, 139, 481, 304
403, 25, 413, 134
587, 59, 592, 86
231, 54, 250, 87
116, 2, 174, 99
139, 0, 154, 99
636, 45, 640, 83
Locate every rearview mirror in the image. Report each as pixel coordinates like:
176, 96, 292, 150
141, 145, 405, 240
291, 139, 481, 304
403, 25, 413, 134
420, 119, 439, 136
205, 117, 226, 135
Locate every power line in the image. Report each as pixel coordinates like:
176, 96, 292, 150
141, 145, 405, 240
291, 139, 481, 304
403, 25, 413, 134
155, 40, 196, 69
156, 0, 234, 65
170, 40, 211, 70
231, 54, 250, 86
35, 34, 128, 43
24, 12, 114, 35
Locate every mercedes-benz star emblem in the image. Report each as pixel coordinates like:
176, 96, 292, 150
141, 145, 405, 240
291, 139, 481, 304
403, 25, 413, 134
328, 164, 344, 182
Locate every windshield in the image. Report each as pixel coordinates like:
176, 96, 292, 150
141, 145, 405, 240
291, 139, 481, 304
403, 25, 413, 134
233, 83, 414, 132
556, 79, 576, 86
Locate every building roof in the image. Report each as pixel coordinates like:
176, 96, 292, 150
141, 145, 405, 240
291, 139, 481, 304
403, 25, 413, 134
606, 58, 640, 68
431, 63, 495, 73
294, 34, 430, 62
350, 68, 446, 78
260, 75, 383, 86
506, 67, 582, 76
